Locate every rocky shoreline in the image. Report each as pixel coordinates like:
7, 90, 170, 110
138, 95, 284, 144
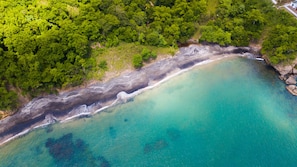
0, 44, 263, 146
269, 59, 297, 96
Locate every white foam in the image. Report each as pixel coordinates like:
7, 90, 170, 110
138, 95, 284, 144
0, 129, 30, 146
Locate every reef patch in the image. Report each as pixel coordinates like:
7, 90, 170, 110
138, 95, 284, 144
45, 133, 110, 166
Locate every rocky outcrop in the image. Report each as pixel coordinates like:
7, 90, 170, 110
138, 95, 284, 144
286, 76, 297, 85
286, 85, 297, 96
274, 64, 293, 77
270, 58, 297, 96
293, 68, 297, 75
0, 44, 258, 145
272, 59, 297, 79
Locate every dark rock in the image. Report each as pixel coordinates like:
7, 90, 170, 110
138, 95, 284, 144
45, 133, 75, 160
232, 48, 250, 54
177, 57, 209, 69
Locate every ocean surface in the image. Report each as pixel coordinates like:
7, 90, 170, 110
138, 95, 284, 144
1, 57, 297, 167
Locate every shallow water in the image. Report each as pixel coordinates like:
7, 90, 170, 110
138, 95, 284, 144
1, 57, 297, 167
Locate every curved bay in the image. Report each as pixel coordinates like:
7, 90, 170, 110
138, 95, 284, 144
1, 57, 297, 167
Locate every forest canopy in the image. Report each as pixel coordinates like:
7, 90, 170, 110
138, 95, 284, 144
0, 0, 207, 111
0, 0, 297, 112
199, 0, 297, 65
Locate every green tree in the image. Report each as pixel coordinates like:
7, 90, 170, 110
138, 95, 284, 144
200, 25, 231, 46
133, 54, 143, 69
262, 25, 297, 64
146, 31, 167, 46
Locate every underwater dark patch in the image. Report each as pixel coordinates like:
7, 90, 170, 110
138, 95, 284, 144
109, 126, 117, 139
45, 133, 110, 166
98, 156, 111, 167
144, 139, 169, 154
45, 133, 75, 160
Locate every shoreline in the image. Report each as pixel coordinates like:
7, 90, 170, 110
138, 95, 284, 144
0, 44, 260, 147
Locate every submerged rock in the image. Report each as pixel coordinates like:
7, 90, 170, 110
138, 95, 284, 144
144, 139, 169, 154
45, 133, 109, 166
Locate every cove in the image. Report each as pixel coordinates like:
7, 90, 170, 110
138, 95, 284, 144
1, 57, 297, 166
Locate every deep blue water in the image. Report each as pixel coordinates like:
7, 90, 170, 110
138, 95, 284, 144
1, 57, 297, 167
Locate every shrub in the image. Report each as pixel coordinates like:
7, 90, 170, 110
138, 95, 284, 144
141, 48, 151, 61
141, 48, 158, 62
151, 51, 157, 59
133, 54, 143, 69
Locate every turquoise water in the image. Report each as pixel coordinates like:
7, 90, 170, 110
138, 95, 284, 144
1, 57, 297, 167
